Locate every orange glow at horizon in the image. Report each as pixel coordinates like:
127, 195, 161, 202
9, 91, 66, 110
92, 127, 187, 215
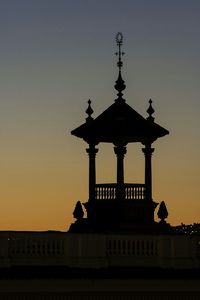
0, 135, 199, 231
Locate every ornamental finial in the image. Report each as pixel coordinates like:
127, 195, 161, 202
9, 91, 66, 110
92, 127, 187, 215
114, 32, 126, 103
115, 32, 124, 71
86, 99, 94, 122
147, 99, 155, 122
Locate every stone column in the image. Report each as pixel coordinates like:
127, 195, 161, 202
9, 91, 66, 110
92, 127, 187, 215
114, 145, 127, 199
86, 144, 98, 202
142, 144, 154, 201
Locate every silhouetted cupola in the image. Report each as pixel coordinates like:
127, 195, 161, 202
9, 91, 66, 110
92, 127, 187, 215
70, 33, 170, 234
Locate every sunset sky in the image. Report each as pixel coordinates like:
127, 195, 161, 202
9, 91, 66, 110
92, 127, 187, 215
0, 0, 200, 231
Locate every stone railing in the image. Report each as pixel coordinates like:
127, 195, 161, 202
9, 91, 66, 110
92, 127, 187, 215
9, 238, 64, 257
95, 183, 145, 200
125, 183, 145, 200
106, 237, 158, 256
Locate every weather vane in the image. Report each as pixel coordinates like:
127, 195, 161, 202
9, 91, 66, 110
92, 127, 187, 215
115, 32, 125, 71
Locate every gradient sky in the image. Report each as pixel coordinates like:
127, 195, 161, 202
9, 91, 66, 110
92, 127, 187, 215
0, 0, 200, 231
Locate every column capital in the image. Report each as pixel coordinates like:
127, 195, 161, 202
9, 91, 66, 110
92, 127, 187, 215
142, 146, 154, 156
86, 144, 98, 156
86, 144, 98, 202
114, 145, 126, 187
142, 144, 154, 201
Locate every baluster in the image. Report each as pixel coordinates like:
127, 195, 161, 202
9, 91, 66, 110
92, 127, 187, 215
142, 240, 145, 255
137, 240, 140, 255
151, 240, 154, 255
132, 240, 135, 255
134, 186, 136, 199
100, 187, 102, 200
146, 240, 149, 255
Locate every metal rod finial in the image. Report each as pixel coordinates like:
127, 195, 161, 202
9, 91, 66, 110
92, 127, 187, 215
114, 32, 126, 102
116, 32, 123, 46
115, 32, 125, 71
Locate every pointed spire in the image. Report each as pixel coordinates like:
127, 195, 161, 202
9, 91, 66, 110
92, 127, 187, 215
86, 99, 94, 123
114, 32, 126, 103
147, 99, 155, 122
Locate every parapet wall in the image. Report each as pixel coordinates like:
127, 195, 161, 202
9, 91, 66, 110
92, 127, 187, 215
0, 231, 199, 269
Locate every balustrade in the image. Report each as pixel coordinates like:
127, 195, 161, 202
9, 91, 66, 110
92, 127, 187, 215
106, 238, 158, 256
95, 183, 145, 200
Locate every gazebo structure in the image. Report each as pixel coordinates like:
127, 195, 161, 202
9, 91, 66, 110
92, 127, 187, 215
70, 33, 169, 233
